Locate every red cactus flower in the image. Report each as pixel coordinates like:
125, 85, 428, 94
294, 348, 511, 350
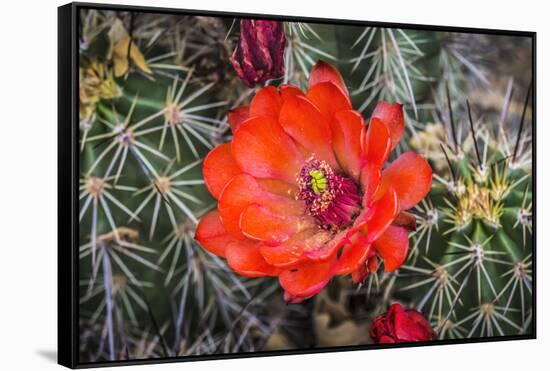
231, 20, 286, 87
370, 303, 436, 343
195, 60, 432, 302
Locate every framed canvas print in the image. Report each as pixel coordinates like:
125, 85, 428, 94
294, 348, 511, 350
58, 2, 536, 368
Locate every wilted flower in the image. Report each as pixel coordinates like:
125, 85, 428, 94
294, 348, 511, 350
79, 60, 122, 121
108, 18, 152, 77
370, 303, 436, 343
195, 61, 432, 302
231, 20, 286, 87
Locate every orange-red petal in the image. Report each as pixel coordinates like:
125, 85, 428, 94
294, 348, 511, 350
280, 84, 304, 100
364, 118, 392, 169
279, 257, 335, 298
257, 178, 297, 198
392, 211, 417, 232
283, 292, 307, 304
331, 110, 364, 180
371, 101, 405, 150
303, 204, 372, 262
368, 256, 378, 272
306, 82, 352, 119
378, 152, 433, 211
366, 187, 399, 243
225, 240, 280, 277
373, 225, 409, 272
194, 210, 235, 257
278, 95, 338, 168
240, 204, 314, 245
308, 61, 349, 97
333, 232, 373, 275
351, 256, 378, 284
203, 144, 241, 199
259, 229, 332, 268
360, 162, 382, 207
249, 86, 282, 119
302, 228, 348, 262
227, 106, 249, 133
232, 116, 304, 183
352, 265, 369, 284
218, 174, 304, 239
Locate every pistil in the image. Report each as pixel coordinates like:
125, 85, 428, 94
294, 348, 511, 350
297, 157, 362, 231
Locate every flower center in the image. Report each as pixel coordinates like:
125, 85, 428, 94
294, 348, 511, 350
296, 157, 362, 231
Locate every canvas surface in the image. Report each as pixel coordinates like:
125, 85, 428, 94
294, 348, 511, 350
75, 4, 534, 365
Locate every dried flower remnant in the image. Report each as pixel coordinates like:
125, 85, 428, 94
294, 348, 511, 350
108, 18, 152, 77
79, 60, 122, 122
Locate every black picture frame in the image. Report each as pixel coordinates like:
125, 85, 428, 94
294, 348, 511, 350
58, 2, 537, 368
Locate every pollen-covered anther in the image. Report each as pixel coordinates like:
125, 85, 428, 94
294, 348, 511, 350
296, 157, 362, 231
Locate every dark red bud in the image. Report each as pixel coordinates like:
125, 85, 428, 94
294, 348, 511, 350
231, 20, 286, 87
370, 303, 436, 344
